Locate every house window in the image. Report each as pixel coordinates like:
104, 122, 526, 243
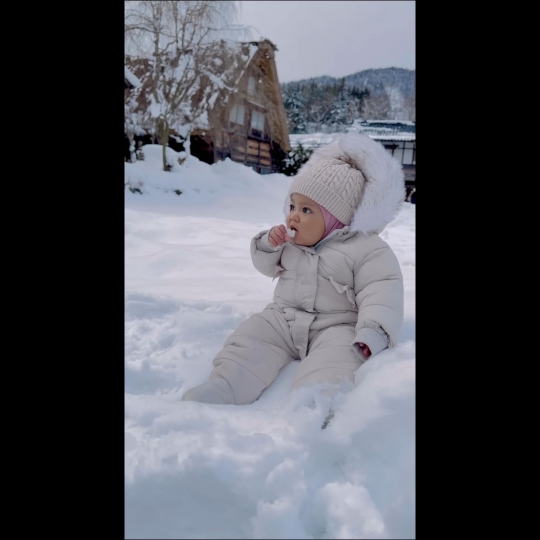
393, 144, 404, 163
247, 76, 256, 95
251, 110, 265, 132
229, 104, 245, 125
384, 144, 398, 156
402, 142, 414, 165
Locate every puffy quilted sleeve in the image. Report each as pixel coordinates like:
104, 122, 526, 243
352, 246, 404, 350
250, 230, 285, 278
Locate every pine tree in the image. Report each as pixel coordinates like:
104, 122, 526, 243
282, 83, 307, 134
277, 142, 314, 176
282, 80, 370, 133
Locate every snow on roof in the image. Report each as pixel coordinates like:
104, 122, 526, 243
230, 42, 259, 87
124, 66, 141, 88
364, 134, 416, 141
290, 121, 416, 149
350, 120, 415, 141
362, 120, 415, 126
351, 120, 415, 138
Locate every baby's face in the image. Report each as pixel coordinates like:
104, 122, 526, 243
286, 193, 326, 246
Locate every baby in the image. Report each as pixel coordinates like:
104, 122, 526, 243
182, 132, 405, 406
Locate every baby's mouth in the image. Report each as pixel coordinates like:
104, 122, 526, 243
286, 226, 298, 239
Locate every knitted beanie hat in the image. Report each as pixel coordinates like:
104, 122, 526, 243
288, 156, 366, 225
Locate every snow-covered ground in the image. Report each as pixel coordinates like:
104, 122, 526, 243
125, 145, 416, 539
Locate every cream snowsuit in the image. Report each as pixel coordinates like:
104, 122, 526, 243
182, 132, 405, 405
182, 228, 404, 405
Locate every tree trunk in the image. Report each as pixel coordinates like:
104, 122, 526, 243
158, 116, 170, 171
183, 125, 191, 156
126, 129, 136, 163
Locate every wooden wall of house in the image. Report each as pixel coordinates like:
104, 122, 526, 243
210, 46, 288, 174
190, 134, 214, 165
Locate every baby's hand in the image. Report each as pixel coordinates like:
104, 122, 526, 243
269, 225, 290, 247
357, 343, 372, 358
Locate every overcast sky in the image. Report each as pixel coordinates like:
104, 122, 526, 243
238, 1, 415, 83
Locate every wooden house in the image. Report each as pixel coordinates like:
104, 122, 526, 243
353, 120, 415, 187
125, 39, 290, 174
194, 39, 290, 174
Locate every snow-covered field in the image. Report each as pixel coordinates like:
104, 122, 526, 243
125, 145, 416, 539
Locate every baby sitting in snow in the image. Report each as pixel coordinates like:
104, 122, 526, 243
182, 133, 404, 408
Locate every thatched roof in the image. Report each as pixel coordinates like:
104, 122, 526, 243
125, 39, 290, 151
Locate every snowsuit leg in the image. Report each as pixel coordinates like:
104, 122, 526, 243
182, 308, 298, 405
292, 325, 365, 389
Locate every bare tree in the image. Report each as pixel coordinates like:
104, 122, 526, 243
308, 96, 334, 132
124, 1, 250, 171
361, 93, 392, 120
124, 67, 145, 161
402, 97, 415, 122
385, 86, 406, 121
361, 87, 415, 122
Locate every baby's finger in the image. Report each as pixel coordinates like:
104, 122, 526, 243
270, 231, 283, 246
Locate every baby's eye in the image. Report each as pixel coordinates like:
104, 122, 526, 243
289, 204, 294, 211
302, 207, 312, 214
